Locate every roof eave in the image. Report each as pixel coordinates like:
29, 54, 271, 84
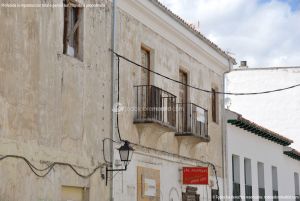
227, 118, 293, 146
150, 0, 236, 64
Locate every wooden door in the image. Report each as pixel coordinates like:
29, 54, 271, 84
179, 70, 188, 131
141, 47, 150, 85
140, 48, 150, 118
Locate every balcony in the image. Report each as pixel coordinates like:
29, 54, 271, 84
133, 85, 176, 131
175, 103, 209, 142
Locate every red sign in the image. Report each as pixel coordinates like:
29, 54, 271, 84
182, 167, 208, 185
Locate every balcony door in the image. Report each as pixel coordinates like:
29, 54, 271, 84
179, 70, 188, 131
140, 47, 163, 121
141, 47, 150, 86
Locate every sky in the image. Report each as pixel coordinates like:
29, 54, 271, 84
160, 0, 300, 68
226, 68, 300, 150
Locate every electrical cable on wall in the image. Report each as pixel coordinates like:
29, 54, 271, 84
102, 137, 122, 164
0, 155, 105, 178
111, 50, 300, 96
0, 51, 222, 195
116, 56, 123, 142
102, 56, 125, 164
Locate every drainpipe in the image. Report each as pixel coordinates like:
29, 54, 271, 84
222, 59, 233, 197
110, 0, 117, 200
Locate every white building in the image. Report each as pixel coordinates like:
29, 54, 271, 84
225, 110, 300, 201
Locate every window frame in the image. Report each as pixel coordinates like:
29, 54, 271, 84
271, 166, 279, 201
244, 158, 252, 201
232, 154, 241, 201
295, 172, 300, 200
257, 162, 265, 201
63, 0, 83, 60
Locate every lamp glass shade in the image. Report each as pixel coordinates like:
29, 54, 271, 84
117, 141, 134, 166
119, 149, 129, 162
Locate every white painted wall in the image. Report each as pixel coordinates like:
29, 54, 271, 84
226, 123, 300, 200
226, 67, 300, 149
113, 149, 223, 201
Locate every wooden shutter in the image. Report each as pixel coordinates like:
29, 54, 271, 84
140, 47, 150, 85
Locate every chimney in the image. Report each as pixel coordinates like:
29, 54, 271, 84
240, 61, 248, 68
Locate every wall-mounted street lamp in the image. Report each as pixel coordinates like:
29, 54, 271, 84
106, 140, 134, 185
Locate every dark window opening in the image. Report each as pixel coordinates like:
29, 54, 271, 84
232, 155, 241, 201
244, 158, 252, 201
63, 1, 83, 60
295, 172, 299, 201
179, 70, 188, 131
211, 189, 219, 201
272, 166, 278, 201
258, 162, 265, 201
211, 88, 218, 123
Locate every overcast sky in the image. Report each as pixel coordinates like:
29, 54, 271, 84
160, 0, 300, 68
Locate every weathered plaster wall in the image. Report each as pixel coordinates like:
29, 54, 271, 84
0, 0, 112, 200
113, 149, 224, 201
115, 5, 228, 178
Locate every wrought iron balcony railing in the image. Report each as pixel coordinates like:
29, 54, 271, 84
134, 85, 176, 129
176, 103, 208, 140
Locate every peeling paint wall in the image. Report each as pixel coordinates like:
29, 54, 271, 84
115, 7, 227, 176
112, 0, 233, 200
0, 0, 233, 200
0, 0, 112, 200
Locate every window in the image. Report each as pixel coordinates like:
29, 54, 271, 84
232, 155, 241, 201
211, 88, 218, 123
63, 0, 83, 60
295, 172, 300, 201
244, 158, 252, 201
211, 189, 219, 201
257, 162, 265, 201
61, 186, 89, 201
272, 166, 278, 201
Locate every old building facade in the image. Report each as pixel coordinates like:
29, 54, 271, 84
0, 0, 113, 200
111, 0, 235, 201
0, 0, 236, 201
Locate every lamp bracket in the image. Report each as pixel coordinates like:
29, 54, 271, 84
105, 165, 127, 186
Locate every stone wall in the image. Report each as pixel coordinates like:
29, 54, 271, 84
0, 0, 112, 200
